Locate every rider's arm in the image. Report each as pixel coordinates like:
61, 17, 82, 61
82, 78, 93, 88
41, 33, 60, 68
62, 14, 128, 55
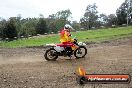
64, 31, 74, 42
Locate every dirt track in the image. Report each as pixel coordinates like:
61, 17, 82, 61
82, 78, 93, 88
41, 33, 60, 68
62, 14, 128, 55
0, 37, 132, 88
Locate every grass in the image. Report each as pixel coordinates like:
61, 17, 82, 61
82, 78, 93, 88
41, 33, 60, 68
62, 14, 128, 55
73, 26, 132, 42
0, 26, 132, 48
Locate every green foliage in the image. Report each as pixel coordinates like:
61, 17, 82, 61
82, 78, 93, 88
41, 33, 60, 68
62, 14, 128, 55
0, 9, 72, 40
20, 18, 38, 37
71, 21, 80, 30
99, 14, 108, 25
55, 9, 72, 20
3, 17, 18, 40
0, 19, 6, 38
116, 0, 132, 25
107, 14, 117, 26
116, 2, 127, 25
47, 9, 72, 33
36, 15, 48, 34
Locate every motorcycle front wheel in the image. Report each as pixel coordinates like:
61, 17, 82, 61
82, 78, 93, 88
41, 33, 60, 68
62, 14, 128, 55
44, 48, 58, 61
74, 46, 87, 59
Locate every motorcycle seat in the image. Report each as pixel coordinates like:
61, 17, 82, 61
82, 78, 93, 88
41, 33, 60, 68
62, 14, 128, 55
57, 43, 74, 47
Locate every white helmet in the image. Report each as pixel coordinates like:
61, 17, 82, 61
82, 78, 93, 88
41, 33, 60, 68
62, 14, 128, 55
64, 24, 72, 30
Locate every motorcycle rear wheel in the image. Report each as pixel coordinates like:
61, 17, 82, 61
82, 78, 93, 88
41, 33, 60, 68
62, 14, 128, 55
44, 48, 58, 61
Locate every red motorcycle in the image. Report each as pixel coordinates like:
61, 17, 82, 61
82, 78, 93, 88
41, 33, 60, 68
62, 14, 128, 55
44, 39, 87, 61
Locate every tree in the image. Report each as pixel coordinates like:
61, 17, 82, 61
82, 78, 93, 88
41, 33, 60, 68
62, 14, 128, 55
55, 9, 72, 20
99, 13, 108, 26
0, 9, 73, 40
71, 21, 80, 30
21, 18, 38, 37
0, 19, 7, 39
116, 2, 127, 25
107, 14, 117, 26
80, 3, 98, 30
16, 14, 22, 38
116, 0, 132, 25
128, 0, 132, 24
47, 9, 72, 33
36, 14, 48, 34
4, 17, 17, 40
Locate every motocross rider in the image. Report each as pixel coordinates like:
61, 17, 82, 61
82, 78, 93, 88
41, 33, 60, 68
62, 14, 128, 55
59, 24, 77, 54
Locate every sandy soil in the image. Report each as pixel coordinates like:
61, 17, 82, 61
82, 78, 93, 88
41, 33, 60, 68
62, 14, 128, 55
0, 37, 132, 88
